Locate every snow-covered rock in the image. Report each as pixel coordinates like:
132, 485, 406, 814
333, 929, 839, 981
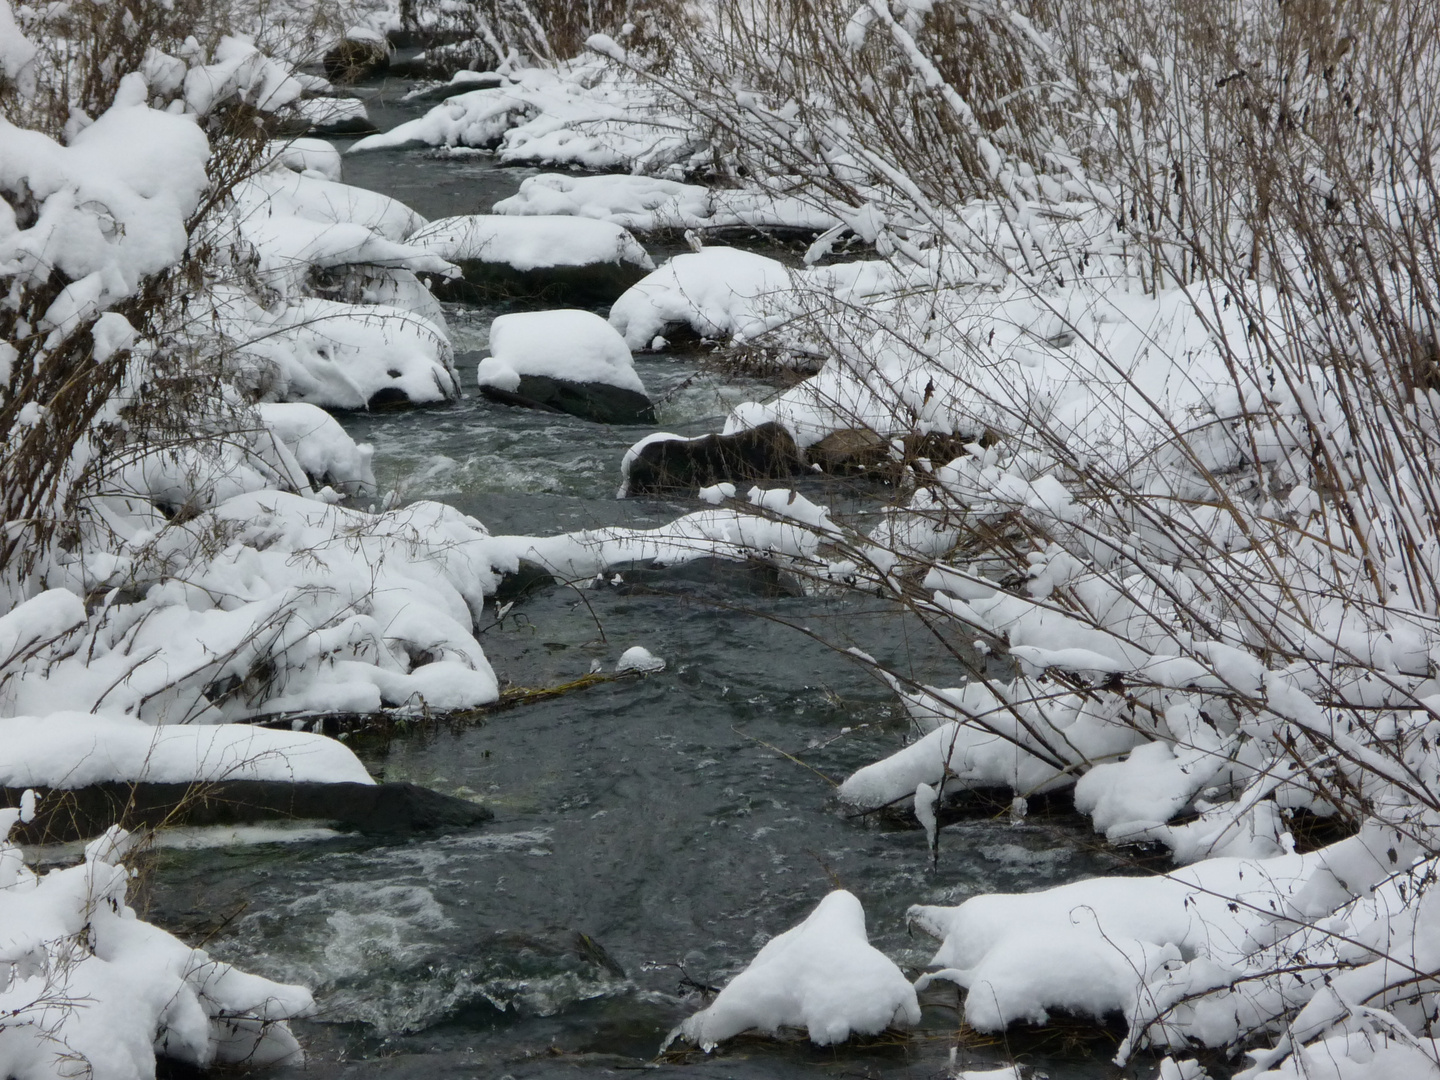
263, 137, 343, 181
484, 310, 645, 394
619, 423, 805, 496
670, 890, 920, 1049
609, 248, 793, 350
616, 646, 664, 673
477, 309, 655, 425
409, 214, 652, 274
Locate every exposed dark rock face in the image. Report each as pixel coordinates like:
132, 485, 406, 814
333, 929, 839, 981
432, 261, 651, 307
480, 374, 656, 425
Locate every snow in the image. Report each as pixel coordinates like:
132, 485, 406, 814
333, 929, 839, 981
494, 173, 840, 233
234, 168, 425, 243
0, 713, 374, 787
0, 816, 313, 1079
255, 402, 376, 495
480, 309, 646, 395
616, 646, 664, 673
0, 75, 210, 336
265, 138, 343, 181
248, 299, 458, 409
295, 95, 370, 132
609, 248, 794, 350
348, 61, 703, 172
671, 891, 920, 1049
2, 493, 509, 729
407, 214, 653, 274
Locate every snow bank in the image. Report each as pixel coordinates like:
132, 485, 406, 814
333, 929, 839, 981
0, 74, 210, 336
0, 713, 374, 787
0, 817, 313, 1078
493, 173, 840, 233
609, 248, 794, 350
910, 852, 1310, 1032
407, 215, 653, 274
478, 310, 646, 395
672, 890, 919, 1049
349, 62, 703, 173
4, 494, 509, 727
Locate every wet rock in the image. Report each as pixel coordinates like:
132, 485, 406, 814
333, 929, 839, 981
807, 427, 889, 473
308, 110, 379, 137
2, 780, 492, 842
624, 422, 805, 495
480, 374, 657, 425
432, 260, 651, 308
324, 32, 391, 84
366, 385, 414, 409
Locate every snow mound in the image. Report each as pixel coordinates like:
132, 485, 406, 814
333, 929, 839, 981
250, 299, 457, 409
609, 248, 793, 350
407, 215, 653, 274
0, 713, 374, 787
671, 890, 920, 1049
264, 137, 342, 181
493, 173, 840, 233
479, 310, 646, 395
909, 852, 1313, 1033
0, 74, 210, 336
616, 646, 664, 674
234, 168, 425, 242
0, 818, 313, 1079
255, 402, 375, 495
348, 85, 530, 152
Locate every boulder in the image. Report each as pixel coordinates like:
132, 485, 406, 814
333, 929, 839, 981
3, 780, 492, 842
624, 422, 805, 495
481, 374, 657, 425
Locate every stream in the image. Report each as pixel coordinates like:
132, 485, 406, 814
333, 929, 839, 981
144, 76, 1135, 1080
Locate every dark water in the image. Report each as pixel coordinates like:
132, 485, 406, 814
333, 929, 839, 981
144, 77, 1135, 1080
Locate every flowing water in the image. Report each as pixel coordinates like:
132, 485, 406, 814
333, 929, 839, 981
144, 78, 1134, 1080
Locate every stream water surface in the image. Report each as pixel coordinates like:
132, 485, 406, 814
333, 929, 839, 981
145, 78, 1134, 1080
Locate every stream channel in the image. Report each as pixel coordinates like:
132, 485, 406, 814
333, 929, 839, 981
144, 77, 1138, 1080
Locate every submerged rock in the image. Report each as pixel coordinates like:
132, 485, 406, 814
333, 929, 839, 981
623, 422, 805, 495
3, 780, 492, 842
